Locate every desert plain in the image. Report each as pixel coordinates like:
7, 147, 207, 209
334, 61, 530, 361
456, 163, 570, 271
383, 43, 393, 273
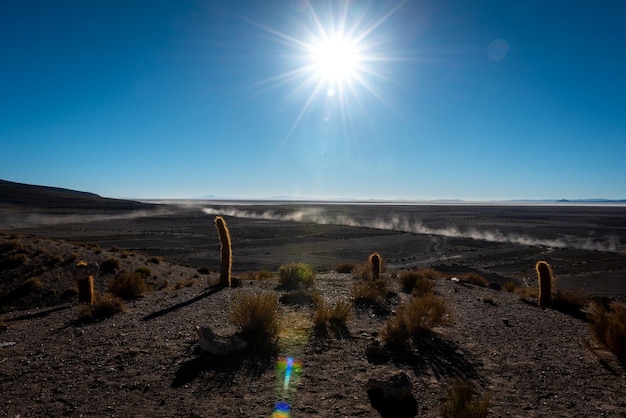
1, 181, 625, 417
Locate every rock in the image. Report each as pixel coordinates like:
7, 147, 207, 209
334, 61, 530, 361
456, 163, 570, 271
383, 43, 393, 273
365, 340, 390, 364
198, 326, 247, 355
367, 371, 413, 403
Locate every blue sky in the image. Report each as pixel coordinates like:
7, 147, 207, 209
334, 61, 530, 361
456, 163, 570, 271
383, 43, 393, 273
1, 0, 625, 201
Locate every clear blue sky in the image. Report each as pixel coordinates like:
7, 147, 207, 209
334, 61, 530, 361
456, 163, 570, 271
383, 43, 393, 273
1, 0, 625, 200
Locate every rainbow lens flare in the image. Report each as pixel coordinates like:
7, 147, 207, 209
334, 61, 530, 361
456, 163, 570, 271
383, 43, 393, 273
272, 357, 302, 417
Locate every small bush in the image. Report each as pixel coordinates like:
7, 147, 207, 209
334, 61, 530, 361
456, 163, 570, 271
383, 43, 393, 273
458, 273, 489, 287
109, 272, 148, 299
77, 293, 125, 323
135, 266, 152, 278
23, 277, 42, 291
148, 256, 162, 264
352, 279, 387, 306
279, 263, 315, 289
514, 286, 538, 301
241, 270, 274, 280
174, 279, 195, 289
383, 293, 452, 346
400, 270, 436, 295
230, 292, 279, 345
335, 262, 355, 274
589, 301, 626, 359
441, 379, 489, 418
502, 282, 517, 292
100, 257, 121, 274
314, 297, 352, 329
552, 289, 588, 314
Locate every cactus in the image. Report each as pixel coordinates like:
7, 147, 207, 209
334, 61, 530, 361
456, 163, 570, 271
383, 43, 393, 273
536, 260, 553, 308
77, 275, 95, 305
215, 216, 232, 287
73, 260, 96, 305
369, 252, 382, 280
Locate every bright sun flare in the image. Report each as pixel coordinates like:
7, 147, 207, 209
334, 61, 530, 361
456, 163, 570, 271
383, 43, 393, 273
247, 1, 406, 138
310, 35, 360, 83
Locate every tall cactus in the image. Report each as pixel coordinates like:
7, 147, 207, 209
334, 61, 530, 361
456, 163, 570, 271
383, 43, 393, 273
536, 260, 553, 308
369, 252, 382, 280
215, 216, 232, 287
74, 260, 96, 305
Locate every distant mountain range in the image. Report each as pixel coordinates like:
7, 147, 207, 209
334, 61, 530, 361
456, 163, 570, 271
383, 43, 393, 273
1, 180, 624, 208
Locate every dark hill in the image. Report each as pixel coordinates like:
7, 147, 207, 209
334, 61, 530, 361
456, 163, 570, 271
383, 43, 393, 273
0, 179, 155, 211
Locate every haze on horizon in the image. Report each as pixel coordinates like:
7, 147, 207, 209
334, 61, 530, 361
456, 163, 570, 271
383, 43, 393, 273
1, 1, 625, 202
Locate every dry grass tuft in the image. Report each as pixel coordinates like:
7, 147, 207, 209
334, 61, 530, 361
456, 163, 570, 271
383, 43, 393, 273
589, 301, 626, 359
440, 379, 489, 418
135, 266, 153, 278
314, 297, 352, 329
351, 278, 388, 307
77, 293, 125, 323
23, 277, 42, 291
174, 278, 195, 289
109, 272, 148, 299
383, 293, 452, 346
99, 257, 121, 274
399, 270, 436, 295
279, 262, 315, 289
335, 262, 355, 274
458, 272, 489, 287
502, 281, 517, 292
230, 292, 279, 345
552, 289, 589, 314
241, 270, 274, 281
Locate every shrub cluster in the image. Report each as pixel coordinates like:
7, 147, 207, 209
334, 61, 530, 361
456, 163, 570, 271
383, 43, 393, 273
279, 263, 315, 288
99, 257, 121, 274
458, 272, 489, 287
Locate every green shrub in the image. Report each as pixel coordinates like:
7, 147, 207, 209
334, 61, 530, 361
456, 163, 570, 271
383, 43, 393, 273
589, 301, 626, 359
335, 262, 355, 274
77, 293, 125, 323
279, 263, 315, 289
109, 272, 148, 299
230, 292, 279, 345
383, 293, 452, 346
441, 379, 489, 418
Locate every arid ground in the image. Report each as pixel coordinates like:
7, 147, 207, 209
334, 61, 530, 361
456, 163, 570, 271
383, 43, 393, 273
1, 182, 625, 416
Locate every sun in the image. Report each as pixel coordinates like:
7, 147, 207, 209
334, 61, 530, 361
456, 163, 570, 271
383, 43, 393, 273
244, 0, 407, 138
309, 34, 361, 85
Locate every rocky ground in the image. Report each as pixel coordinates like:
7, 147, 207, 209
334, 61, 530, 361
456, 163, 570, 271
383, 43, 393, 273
1, 233, 625, 417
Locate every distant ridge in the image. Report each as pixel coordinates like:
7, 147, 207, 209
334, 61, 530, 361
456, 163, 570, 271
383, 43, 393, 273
0, 180, 155, 211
